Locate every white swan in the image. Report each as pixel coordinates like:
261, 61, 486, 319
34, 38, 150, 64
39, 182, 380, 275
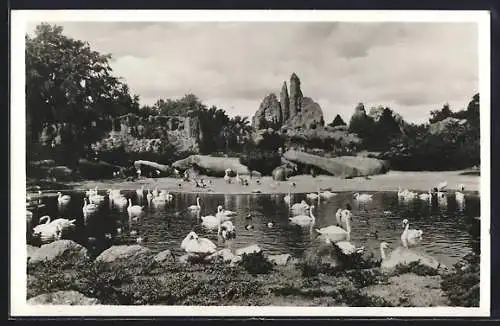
437, 181, 448, 191
113, 195, 128, 209
353, 193, 373, 202
201, 207, 224, 230
306, 188, 320, 201
401, 219, 423, 248
325, 237, 364, 256
83, 198, 99, 216
32, 216, 61, 243
319, 190, 336, 199
218, 220, 236, 240
89, 193, 105, 206
57, 192, 71, 205
108, 189, 121, 200
398, 187, 417, 201
50, 218, 76, 234
284, 182, 294, 205
159, 190, 173, 201
379, 242, 447, 272
136, 185, 144, 197
335, 208, 352, 229
291, 200, 310, 213
316, 210, 352, 243
127, 198, 144, 216
181, 231, 217, 255
152, 196, 167, 207
418, 189, 432, 201
220, 207, 237, 217
455, 191, 465, 202
188, 197, 201, 211
289, 204, 316, 227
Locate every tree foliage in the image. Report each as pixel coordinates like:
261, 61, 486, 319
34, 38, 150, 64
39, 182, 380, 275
26, 23, 140, 166
328, 114, 347, 128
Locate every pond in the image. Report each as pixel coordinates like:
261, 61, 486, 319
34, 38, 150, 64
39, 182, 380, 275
26, 189, 480, 268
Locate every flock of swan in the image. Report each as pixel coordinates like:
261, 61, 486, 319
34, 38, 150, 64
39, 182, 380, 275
26, 180, 468, 272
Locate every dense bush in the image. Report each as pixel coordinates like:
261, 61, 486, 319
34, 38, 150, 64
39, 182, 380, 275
441, 252, 480, 307
382, 121, 479, 171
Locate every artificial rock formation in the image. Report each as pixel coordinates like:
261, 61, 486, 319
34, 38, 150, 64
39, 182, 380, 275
252, 73, 325, 131
280, 81, 290, 121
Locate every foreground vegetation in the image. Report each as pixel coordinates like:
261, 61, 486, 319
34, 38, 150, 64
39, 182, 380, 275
27, 244, 479, 307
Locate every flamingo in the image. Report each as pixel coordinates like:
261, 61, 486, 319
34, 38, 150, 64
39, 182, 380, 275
127, 198, 144, 216
401, 219, 423, 248
181, 231, 217, 255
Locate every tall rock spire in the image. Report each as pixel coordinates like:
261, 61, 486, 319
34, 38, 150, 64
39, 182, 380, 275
280, 81, 290, 122
289, 72, 303, 117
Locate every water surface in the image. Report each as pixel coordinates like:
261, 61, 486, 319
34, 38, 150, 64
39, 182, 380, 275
27, 190, 480, 267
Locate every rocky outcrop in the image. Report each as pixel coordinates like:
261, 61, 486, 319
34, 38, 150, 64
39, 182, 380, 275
280, 82, 290, 121
172, 155, 251, 177
95, 245, 151, 265
267, 254, 292, 266
429, 117, 467, 135
368, 106, 406, 132
282, 150, 389, 178
153, 249, 175, 267
252, 94, 282, 130
28, 240, 88, 266
252, 73, 325, 131
285, 97, 325, 130
27, 290, 100, 305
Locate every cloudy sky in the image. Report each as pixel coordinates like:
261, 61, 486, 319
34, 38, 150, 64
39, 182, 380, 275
27, 21, 478, 124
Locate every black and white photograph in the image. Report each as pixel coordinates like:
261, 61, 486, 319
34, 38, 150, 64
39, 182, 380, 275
10, 10, 490, 317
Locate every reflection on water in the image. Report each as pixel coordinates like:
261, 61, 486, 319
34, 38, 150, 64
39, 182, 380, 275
27, 190, 480, 267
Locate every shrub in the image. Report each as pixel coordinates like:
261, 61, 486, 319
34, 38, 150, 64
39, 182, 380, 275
441, 252, 480, 307
239, 252, 274, 275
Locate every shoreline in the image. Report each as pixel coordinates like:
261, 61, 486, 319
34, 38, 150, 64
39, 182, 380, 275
28, 170, 480, 195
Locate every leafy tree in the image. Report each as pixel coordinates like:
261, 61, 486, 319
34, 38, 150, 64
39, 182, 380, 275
372, 107, 402, 151
429, 103, 453, 124
348, 103, 376, 149
26, 23, 140, 166
328, 114, 347, 128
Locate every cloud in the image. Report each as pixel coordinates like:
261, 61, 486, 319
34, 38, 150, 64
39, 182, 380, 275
26, 21, 478, 124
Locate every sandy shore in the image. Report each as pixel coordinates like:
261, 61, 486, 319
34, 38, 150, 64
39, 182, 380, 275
56, 170, 480, 195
